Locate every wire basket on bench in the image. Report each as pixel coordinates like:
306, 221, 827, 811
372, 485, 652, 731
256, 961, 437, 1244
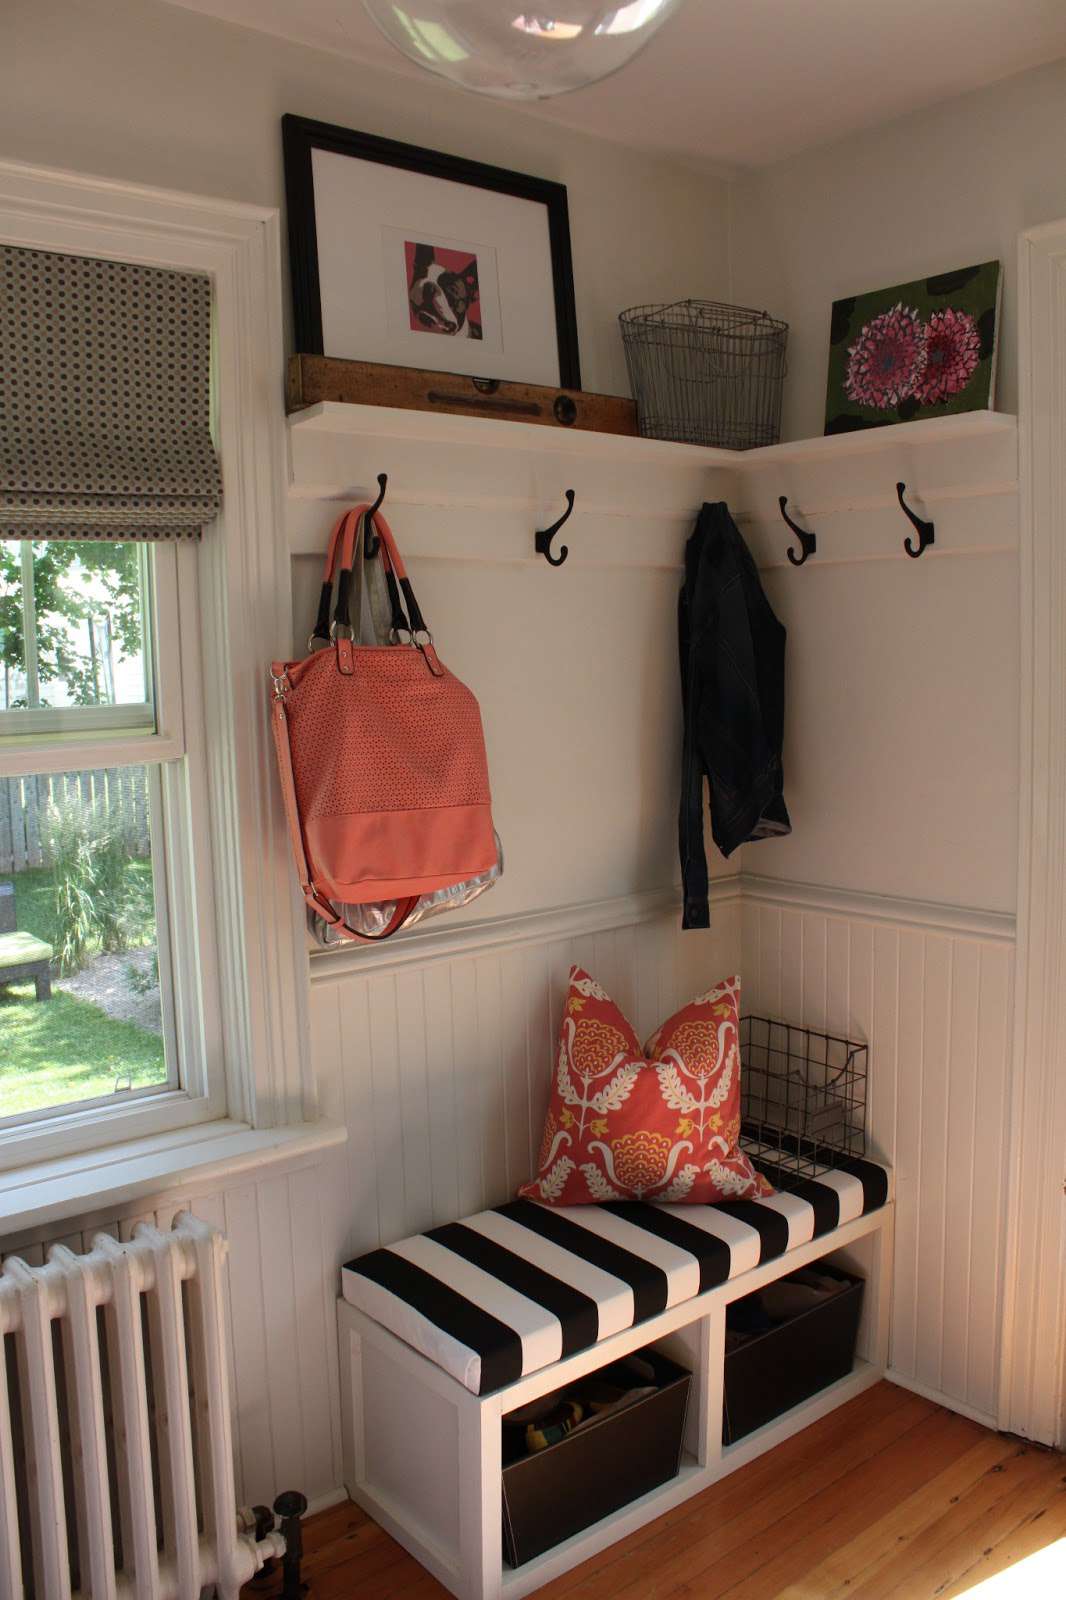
739, 1016, 868, 1191
618, 299, 788, 449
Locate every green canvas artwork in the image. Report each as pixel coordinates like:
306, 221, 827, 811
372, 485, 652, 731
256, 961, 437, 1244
824, 261, 1001, 435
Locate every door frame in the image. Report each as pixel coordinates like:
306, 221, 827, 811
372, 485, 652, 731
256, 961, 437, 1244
999, 218, 1066, 1446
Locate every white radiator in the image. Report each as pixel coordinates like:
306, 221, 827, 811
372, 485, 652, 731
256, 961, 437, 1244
0, 1214, 284, 1600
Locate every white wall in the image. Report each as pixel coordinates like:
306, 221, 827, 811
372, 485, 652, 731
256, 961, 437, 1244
730, 56, 1066, 439
731, 427, 1019, 913
4, 0, 732, 397
720, 66, 1058, 913
723, 67, 1045, 1427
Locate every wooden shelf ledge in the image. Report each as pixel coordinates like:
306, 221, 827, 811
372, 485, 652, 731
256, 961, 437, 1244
288, 401, 1017, 476
288, 400, 740, 468
736, 409, 1017, 469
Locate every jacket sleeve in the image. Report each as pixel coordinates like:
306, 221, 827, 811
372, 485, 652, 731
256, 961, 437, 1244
678, 534, 711, 930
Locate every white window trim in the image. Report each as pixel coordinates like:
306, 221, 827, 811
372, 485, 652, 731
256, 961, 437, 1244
0, 158, 315, 1167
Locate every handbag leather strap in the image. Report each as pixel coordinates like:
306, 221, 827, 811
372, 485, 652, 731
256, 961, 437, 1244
332, 504, 443, 675
310, 509, 357, 646
311, 505, 406, 643
349, 511, 397, 648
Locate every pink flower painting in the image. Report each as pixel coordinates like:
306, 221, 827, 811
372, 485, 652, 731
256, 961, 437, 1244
844, 303, 927, 409
825, 261, 1000, 434
914, 307, 981, 405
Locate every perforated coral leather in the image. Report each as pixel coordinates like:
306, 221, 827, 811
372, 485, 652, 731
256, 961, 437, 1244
287, 648, 491, 819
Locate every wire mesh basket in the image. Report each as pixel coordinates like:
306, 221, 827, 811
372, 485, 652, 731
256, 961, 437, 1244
619, 299, 788, 450
738, 1015, 868, 1191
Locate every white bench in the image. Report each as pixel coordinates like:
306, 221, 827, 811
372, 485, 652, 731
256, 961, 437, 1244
337, 1149, 894, 1600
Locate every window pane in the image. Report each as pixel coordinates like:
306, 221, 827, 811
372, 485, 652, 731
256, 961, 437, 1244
0, 540, 151, 715
0, 542, 27, 707
0, 764, 171, 1122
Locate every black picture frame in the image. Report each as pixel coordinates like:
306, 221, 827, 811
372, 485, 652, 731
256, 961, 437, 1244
281, 113, 582, 391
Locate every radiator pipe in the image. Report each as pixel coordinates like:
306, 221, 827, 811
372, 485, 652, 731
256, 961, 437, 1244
275, 1490, 309, 1596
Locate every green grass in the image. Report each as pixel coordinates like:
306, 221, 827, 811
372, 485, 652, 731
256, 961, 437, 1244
0, 861, 165, 1119
0, 981, 166, 1117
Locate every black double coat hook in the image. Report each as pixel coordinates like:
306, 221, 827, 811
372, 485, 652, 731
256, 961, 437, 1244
535, 489, 576, 567
364, 473, 388, 558
897, 482, 934, 557
779, 496, 816, 566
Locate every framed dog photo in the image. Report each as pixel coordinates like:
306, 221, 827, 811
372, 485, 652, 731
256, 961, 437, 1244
282, 115, 581, 389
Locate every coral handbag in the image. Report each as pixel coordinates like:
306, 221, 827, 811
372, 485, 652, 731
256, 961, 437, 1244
270, 504, 499, 942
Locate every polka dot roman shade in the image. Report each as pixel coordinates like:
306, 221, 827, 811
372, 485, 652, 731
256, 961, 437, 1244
0, 246, 222, 540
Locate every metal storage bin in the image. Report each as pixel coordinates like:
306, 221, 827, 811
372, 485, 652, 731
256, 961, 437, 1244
723, 1265, 865, 1444
739, 1016, 868, 1190
500, 1348, 691, 1567
619, 299, 788, 449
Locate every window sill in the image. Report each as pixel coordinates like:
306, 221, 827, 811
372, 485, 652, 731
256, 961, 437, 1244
0, 1118, 347, 1238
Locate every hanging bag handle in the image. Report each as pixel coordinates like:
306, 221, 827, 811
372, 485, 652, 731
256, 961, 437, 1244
348, 511, 397, 648
367, 509, 442, 673
336, 508, 406, 640
332, 505, 444, 675
332, 508, 406, 673
312, 503, 433, 645
309, 509, 356, 648
365, 511, 431, 638
306, 506, 409, 665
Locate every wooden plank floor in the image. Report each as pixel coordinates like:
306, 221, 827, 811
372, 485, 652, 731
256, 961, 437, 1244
242, 1382, 1066, 1600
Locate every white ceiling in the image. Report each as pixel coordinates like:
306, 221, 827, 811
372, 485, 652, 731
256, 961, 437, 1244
162, 0, 1066, 169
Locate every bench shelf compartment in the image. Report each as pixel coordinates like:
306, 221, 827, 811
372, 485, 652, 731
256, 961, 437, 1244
722, 1263, 865, 1444
337, 1187, 893, 1600
501, 1346, 691, 1568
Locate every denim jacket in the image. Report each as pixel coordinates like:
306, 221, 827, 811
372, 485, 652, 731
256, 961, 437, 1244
679, 502, 791, 929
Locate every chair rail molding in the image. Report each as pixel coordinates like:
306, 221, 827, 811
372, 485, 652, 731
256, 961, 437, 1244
739, 874, 1016, 944
0, 158, 311, 1132
1000, 217, 1066, 1448
307, 881, 743, 981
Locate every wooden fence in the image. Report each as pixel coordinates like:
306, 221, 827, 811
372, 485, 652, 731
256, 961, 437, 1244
0, 770, 151, 874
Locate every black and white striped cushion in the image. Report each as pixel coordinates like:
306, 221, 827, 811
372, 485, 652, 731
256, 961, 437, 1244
341, 1153, 890, 1396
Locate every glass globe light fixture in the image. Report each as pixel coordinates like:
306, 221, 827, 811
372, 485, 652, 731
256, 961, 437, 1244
362, 2, 687, 100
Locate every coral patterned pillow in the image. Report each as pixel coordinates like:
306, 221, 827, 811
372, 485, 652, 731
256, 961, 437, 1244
519, 968, 772, 1206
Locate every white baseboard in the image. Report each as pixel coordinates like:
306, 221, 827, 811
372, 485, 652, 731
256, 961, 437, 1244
885, 1368, 998, 1431
304, 1485, 352, 1518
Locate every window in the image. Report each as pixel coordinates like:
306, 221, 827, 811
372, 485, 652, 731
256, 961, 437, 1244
0, 170, 309, 1187
1, 540, 153, 733
0, 535, 222, 1160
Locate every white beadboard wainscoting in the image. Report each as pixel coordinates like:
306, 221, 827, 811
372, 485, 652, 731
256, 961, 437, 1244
308, 888, 742, 1267
0, 875, 1012, 1508
740, 876, 1015, 1426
